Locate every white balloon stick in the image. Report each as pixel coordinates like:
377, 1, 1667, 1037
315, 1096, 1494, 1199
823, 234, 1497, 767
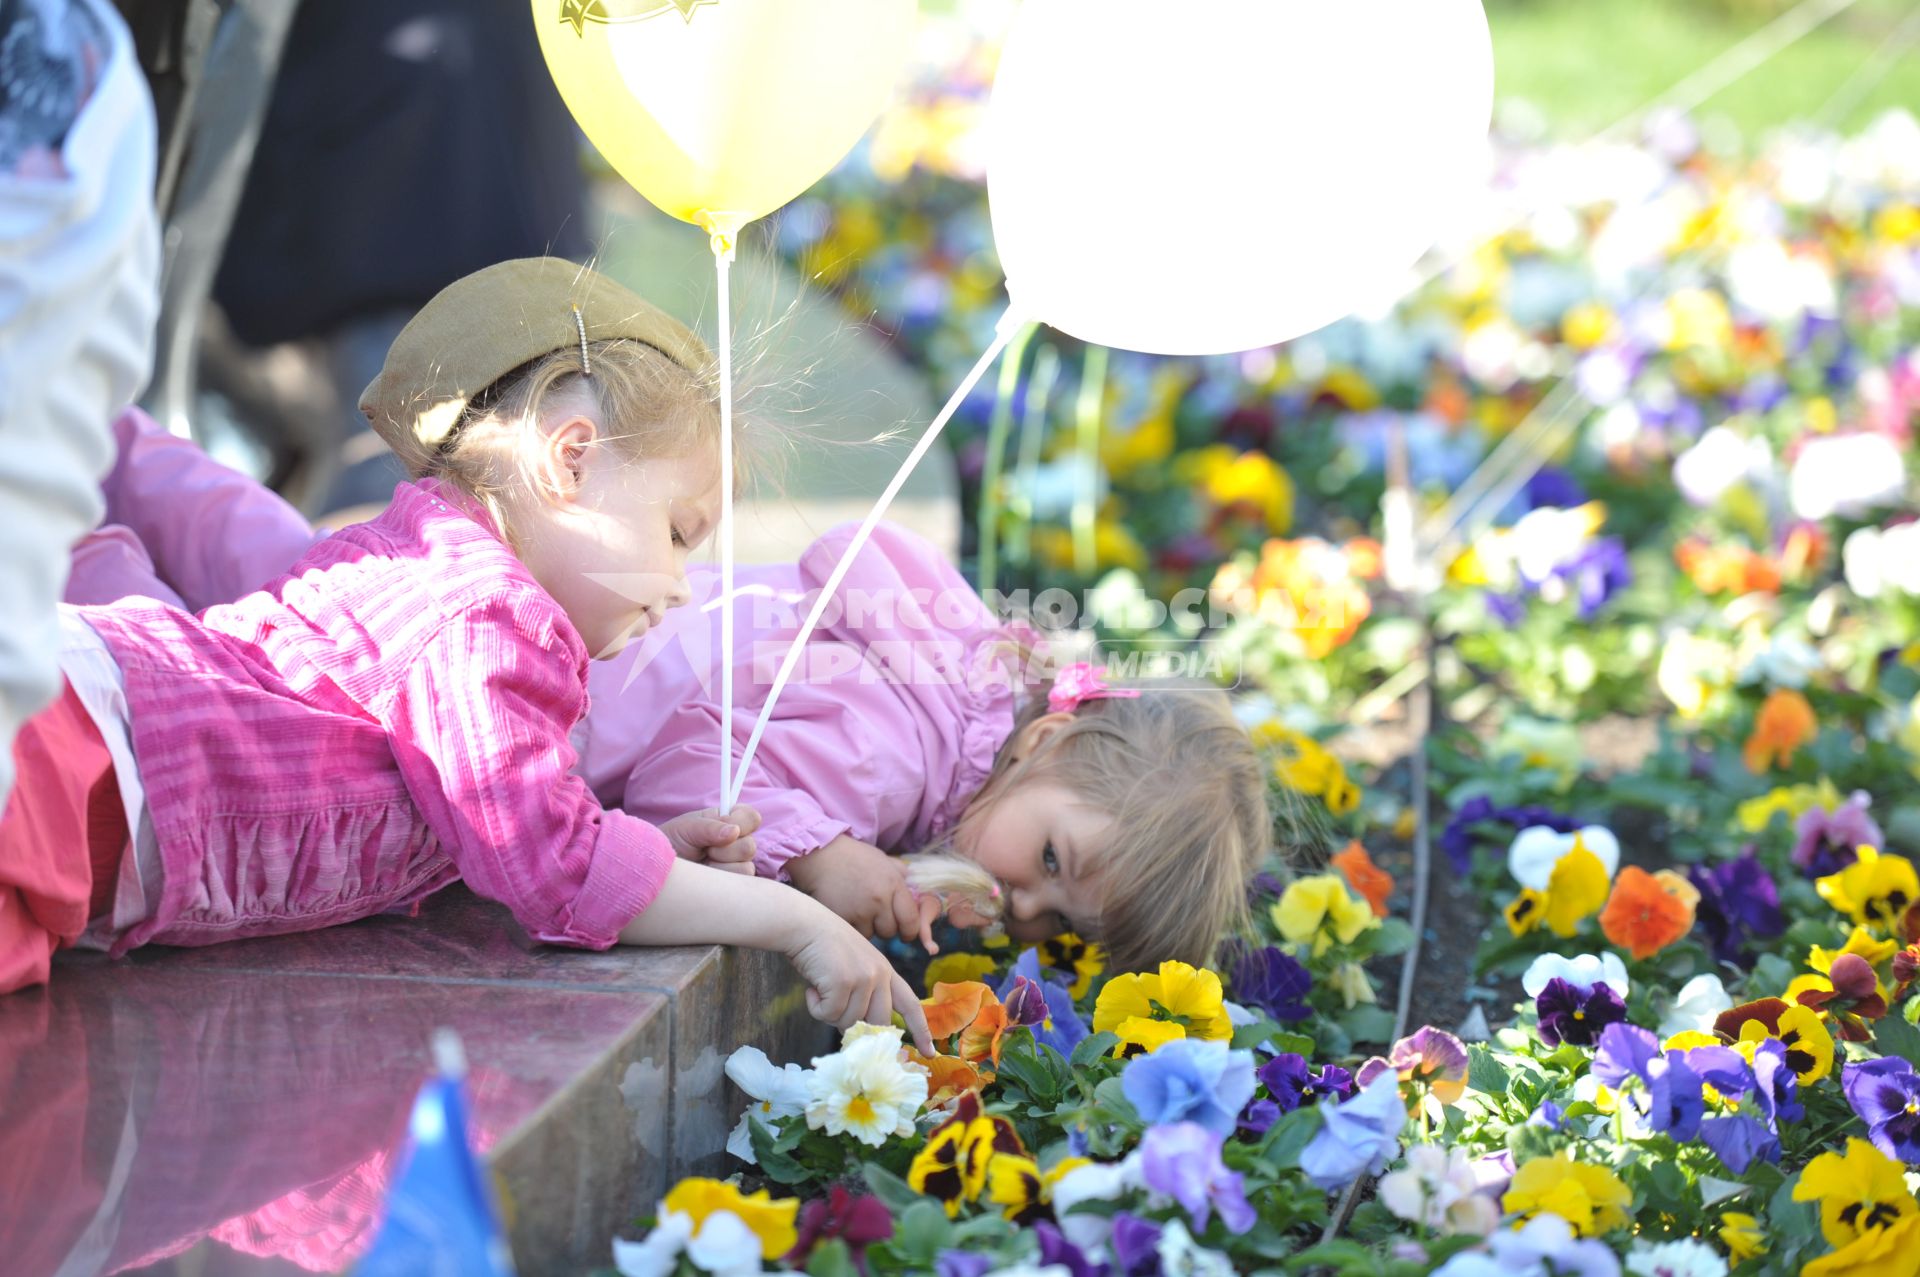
714, 240, 736, 816
726, 307, 1030, 812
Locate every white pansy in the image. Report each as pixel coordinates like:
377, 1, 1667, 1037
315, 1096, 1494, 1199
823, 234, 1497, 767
1737, 633, 1821, 690
1658, 973, 1733, 1040
684, 1210, 765, 1277
1790, 432, 1906, 521
1508, 825, 1620, 891
1844, 523, 1920, 600
804, 1027, 929, 1147
1157, 1219, 1237, 1276
1051, 1157, 1143, 1251
1522, 952, 1630, 999
1626, 1237, 1728, 1277
724, 1047, 813, 1164
614, 1211, 695, 1277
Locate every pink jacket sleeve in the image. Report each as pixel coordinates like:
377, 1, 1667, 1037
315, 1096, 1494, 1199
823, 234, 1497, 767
600, 523, 1024, 880
96, 406, 324, 611
384, 588, 675, 949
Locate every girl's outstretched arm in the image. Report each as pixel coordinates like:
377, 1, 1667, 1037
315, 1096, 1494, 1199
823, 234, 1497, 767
617, 858, 934, 1054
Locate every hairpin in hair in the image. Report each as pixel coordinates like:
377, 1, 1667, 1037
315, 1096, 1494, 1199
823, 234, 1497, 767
1047, 662, 1142, 714
571, 303, 592, 376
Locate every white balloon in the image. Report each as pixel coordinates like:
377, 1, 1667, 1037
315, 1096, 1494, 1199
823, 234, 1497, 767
987, 0, 1494, 356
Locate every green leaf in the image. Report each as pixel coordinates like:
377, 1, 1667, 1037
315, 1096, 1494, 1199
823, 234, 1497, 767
1270, 1031, 1315, 1056
893, 1200, 952, 1263
747, 1114, 810, 1186
1371, 917, 1415, 957
1466, 1044, 1509, 1097
861, 1162, 926, 1215
1877, 1011, 1920, 1068
1071, 1031, 1121, 1068
1337, 1004, 1397, 1045
1231, 1015, 1288, 1052
1262, 1105, 1324, 1170
805, 1240, 859, 1277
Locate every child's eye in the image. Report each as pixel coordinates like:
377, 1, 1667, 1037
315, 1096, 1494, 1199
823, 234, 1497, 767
1042, 842, 1059, 876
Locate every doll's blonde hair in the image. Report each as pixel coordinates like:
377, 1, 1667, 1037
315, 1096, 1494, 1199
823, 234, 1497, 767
383, 337, 734, 548
914, 675, 1271, 973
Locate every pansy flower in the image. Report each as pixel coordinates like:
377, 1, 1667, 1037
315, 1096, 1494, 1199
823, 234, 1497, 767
1794, 791, 1884, 879
1506, 843, 1612, 940
1273, 874, 1379, 956
1792, 953, 1888, 1041
1715, 997, 1835, 1083
1535, 976, 1628, 1048
1688, 850, 1784, 966
998, 948, 1089, 1059
1842, 1058, 1920, 1164
785, 1187, 891, 1274
1600, 866, 1698, 960
1816, 846, 1920, 933
1502, 1152, 1631, 1237
906, 1093, 1028, 1218
1793, 1138, 1918, 1250
1743, 687, 1817, 773
1092, 961, 1232, 1057
1037, 933, 1105, 1000
1225, 942, 1312, 1022
1331, 840, 1394, 917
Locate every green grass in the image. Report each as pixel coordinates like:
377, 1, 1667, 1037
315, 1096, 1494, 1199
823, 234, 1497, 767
1488, 0, 1920, 140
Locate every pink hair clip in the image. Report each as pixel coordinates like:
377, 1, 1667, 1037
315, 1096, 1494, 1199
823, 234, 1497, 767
1047, 662, 1142, 714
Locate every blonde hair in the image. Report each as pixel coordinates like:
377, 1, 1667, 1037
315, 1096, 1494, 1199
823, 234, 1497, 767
382, 337, 731, 546
917, 677, 1271, 974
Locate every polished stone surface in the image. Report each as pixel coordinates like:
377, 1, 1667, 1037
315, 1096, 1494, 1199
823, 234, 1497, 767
0, 886, 831, 1277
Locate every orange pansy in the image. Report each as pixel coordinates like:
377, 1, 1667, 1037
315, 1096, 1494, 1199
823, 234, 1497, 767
958, 1000, 1011, 1067
1600, 865, 1696, 960
1331, 840, 1394, 918
1743, 689, 1817, 774
908, 1050, 990, 1107
923, 982, 995, 1040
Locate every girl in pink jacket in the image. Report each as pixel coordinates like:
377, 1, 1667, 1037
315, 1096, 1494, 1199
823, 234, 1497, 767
69, 385, 1273, 981
5, 258, 930, 1050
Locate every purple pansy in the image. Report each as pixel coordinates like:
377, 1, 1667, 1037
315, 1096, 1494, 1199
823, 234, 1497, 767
1793, 791, 1884, 879
999, 949, 1089, 1058
1699, 1114, 1780, 1174
1108, 1213, 1163, 1277
1227, 943, 1313, 1022
936, 1252, 993, 1277
1035, 1220, 1109, 1277
1535, 977, 1628, 1048
1843, 1057, 1920, 1163
1297, 1071, 1406, 1192
1688, 849, 1785, 966
1440, 798, 1581, 875
1259, 1053, 1312, 1112
1138, 1122, 1257, 1234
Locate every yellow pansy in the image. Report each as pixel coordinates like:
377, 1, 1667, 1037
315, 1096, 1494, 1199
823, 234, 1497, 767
1818, 846, 1920, 932
925, 954, 1000, 992
1502, 1153, 1632, 1237
1738, 1003, 1835, 1083
1111, 1016, 1186, 1057
1804, 1212, 1920, 1277
1720, 1212, 1765, 1263
1506, 888, 1549, 938
1561, 301, 1616, 350
1273, 874, 1380, 957
1037, 933, 1105, 1000
1811, 926, 1900, 974
1543, 845, 1611, 938
1092, 960, 1233, 1055
1794, 1138, 1919, 1250
662, 1178, 800, 1260
1331, 962, 1376, 1009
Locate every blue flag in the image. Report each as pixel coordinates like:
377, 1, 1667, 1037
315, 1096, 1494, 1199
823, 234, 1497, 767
358, 1031, 516, 1276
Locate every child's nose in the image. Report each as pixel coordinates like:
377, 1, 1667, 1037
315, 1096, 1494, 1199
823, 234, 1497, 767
663, 574, 692, 609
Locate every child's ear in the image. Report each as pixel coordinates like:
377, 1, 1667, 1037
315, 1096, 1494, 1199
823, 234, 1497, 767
542, 415, 598, 502
1007, 711, 1076, 764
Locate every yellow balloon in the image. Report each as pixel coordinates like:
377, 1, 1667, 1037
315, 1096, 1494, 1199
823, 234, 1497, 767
533, 0, 916, 242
